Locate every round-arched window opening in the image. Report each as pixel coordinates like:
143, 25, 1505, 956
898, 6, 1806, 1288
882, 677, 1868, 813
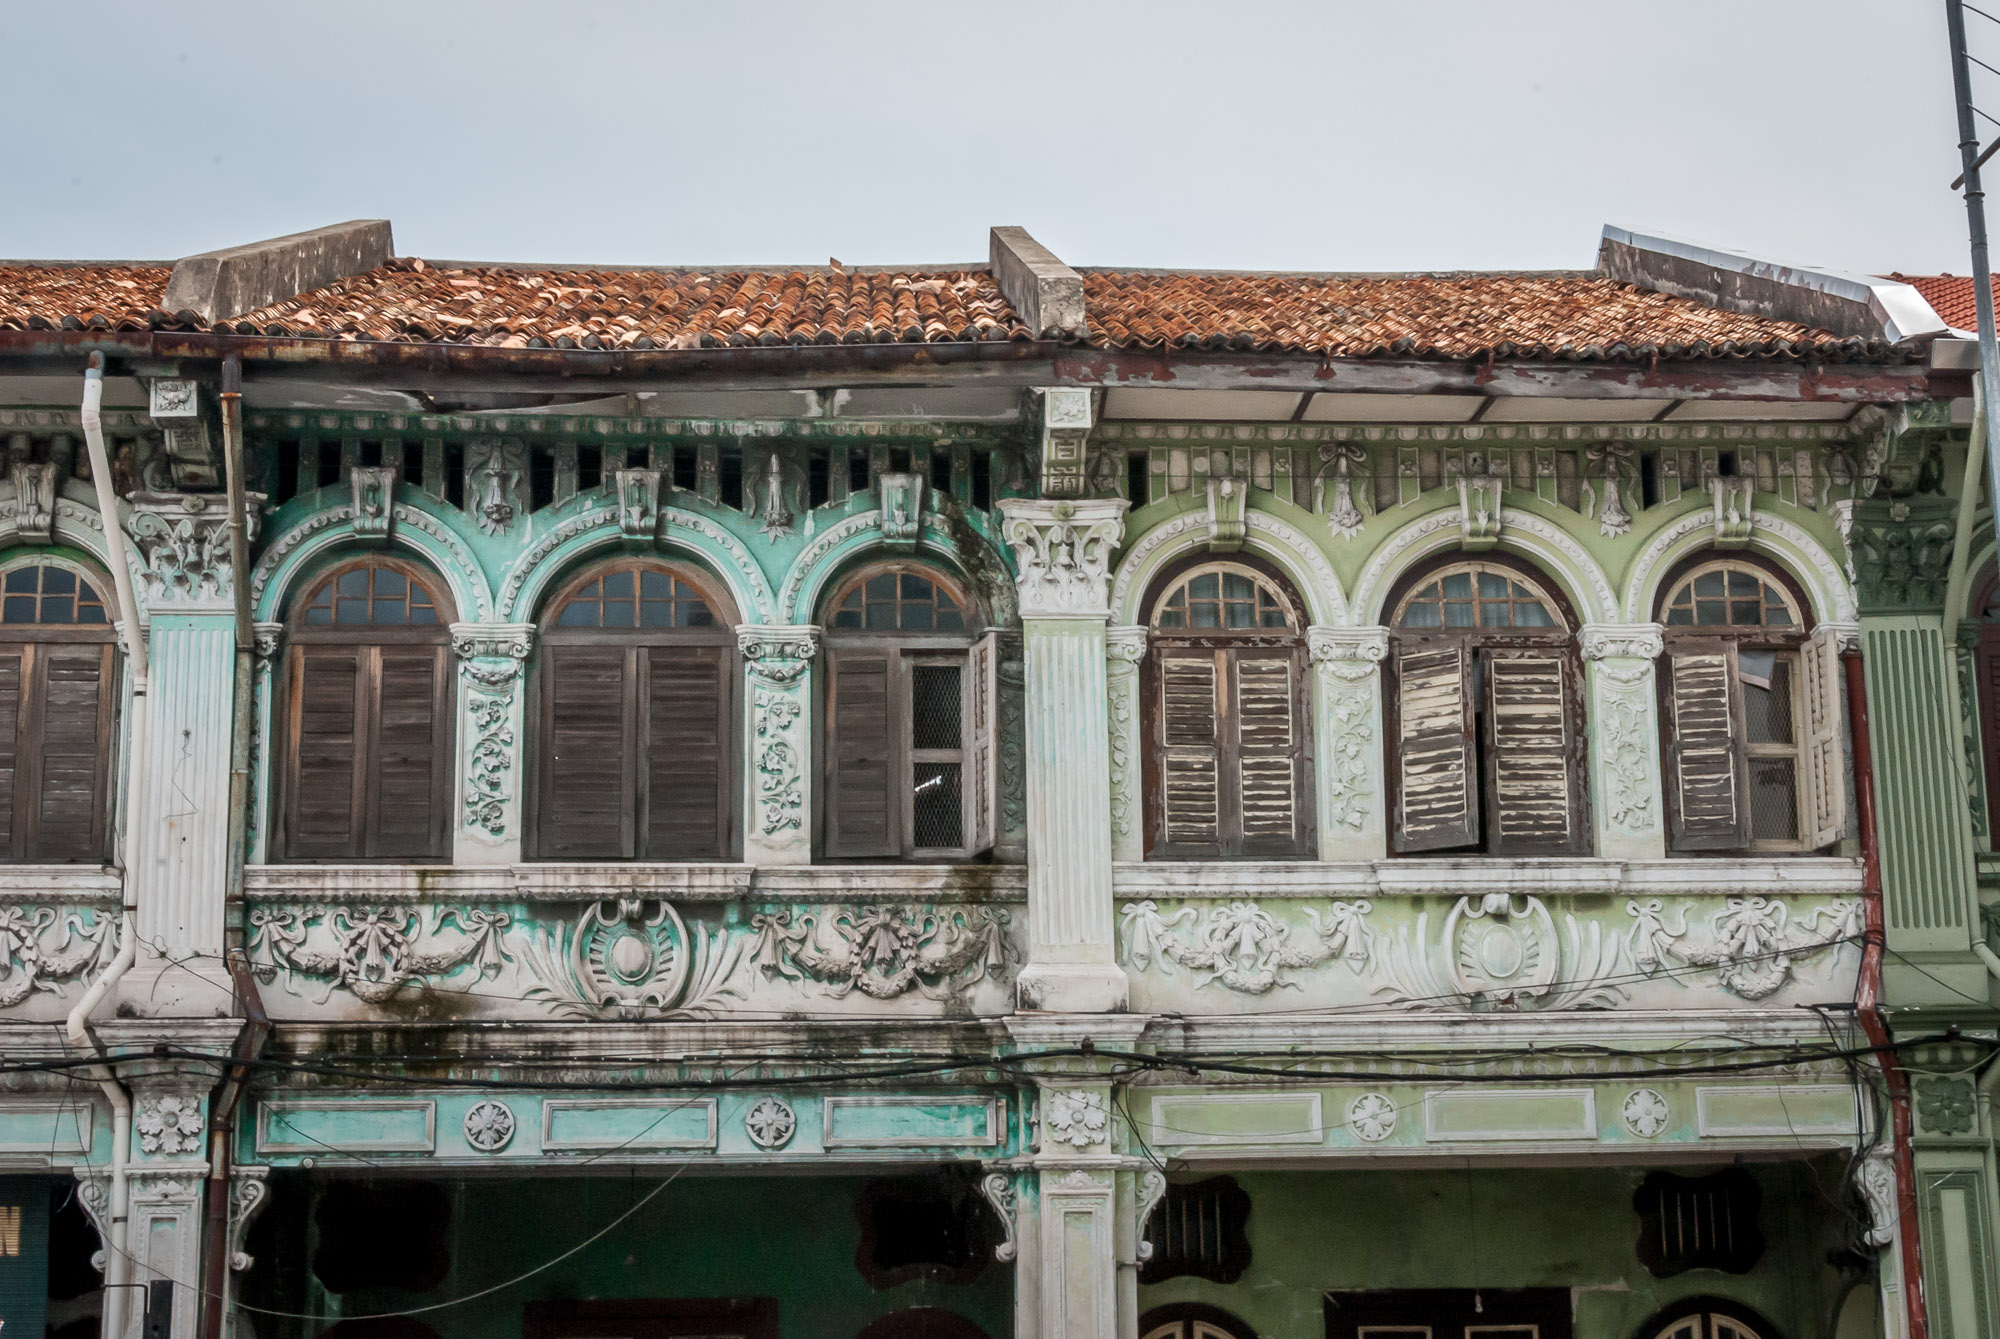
1, 563, 109, 626
1661, 560, 1803, 630
1151, 563, 1294, 631
1393, 562, 1566, 632
296, 562, 444, 627
1139, 1304, 1258, 1339
553, 567, 721, 629
1634, 1297, 1784, 1339
828, 567, 970, 633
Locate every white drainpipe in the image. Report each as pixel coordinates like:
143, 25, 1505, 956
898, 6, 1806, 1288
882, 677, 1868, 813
69, 351, 151, 1339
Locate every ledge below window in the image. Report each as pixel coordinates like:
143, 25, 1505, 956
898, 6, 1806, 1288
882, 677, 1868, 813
1114, 857, 1862, 900
242, 863, 1027, 904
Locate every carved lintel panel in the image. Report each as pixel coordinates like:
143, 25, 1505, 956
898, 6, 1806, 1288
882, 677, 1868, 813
998, 497, 1129, 618
877, 471, 924, 550
1457, 474, 1503, 550
1206, 476, 1247, 552
349, 465, 397, 543
1038, 387, 1095, 498
613, 467, 663, 539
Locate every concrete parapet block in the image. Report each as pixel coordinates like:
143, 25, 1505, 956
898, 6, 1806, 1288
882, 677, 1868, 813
990, 225, 1086, 338
163, 219, 393, 323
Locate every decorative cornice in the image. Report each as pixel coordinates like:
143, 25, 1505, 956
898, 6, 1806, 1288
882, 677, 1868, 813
1094, 419, 1858, 447
1580, 623, 1665, 662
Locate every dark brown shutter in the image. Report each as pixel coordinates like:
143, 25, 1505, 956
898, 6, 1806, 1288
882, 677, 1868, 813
1234, 652, 1308, 855
34, 644, 112, 861
0, 648, 23, 857
1800, 628, 1847, 850
288, 646, 365, 858
827, 650, 896, 857
542, 645, 634, 859
1664, 643, 1750, 851
1158, 650, 1222, 851
1483, 649, 1580, 855
369, 647, 448, 859
1393, 641, 1478, 852
643, 646, 729, 859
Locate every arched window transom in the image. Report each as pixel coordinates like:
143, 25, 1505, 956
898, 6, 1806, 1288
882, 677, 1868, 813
1152, 565, 1293, 630
555, 568, 717, 629
1662, 561, 1800, 629
300, 564, 441, 626
1394, 563, 1563, 631
831, 570, 967, 633
2, 564, 108, 626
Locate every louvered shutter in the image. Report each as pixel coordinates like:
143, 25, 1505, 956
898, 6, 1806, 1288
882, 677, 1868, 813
542, 645, 633, 858
0, 649, 23, 857
827, 650, 896, 857
1157, 650, 1222, 851
1483, 650, 1580, 855
1393, 641, 1478, 852
1234, 651, 1309, 855
966, 632, 998, 855
288, 647, 365, 858
34, 644, 112, 861
370, 646, 448, 859
644, 646, 729, 859
1800, 627, 1848, 850
1664, 643, 1750, 851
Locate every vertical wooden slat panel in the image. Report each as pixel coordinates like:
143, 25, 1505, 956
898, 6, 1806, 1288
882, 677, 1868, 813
370, 647, 445, 859
1801, 628, 1847, 849
1484, 650, 1578, 854
541, 645, 634, 859
1393, 642, 1478, 852
1158, 651, 1221, 850
0, 649, 23, 857
645, 646, 728, 859
1664, 645, 1751, 852
34, 644, 109, 861
966, 632, 998, 854
826, 651, 896, 857
1234, 654, 1303, 850
289, 647, 363, 857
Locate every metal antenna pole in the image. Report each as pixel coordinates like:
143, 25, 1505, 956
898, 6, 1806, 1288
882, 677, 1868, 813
1948, 0, 2000, 540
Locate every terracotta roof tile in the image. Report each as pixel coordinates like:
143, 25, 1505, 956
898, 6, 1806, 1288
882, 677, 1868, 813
1081, 270, 1884, 361
1886, 272, 1989, 333
221, 259, 1034, 348
0, 264, 174, 332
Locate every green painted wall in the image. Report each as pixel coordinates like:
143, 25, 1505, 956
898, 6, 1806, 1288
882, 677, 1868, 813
241, 1173, 1013, 1339
1139, 1163, 1864, 1339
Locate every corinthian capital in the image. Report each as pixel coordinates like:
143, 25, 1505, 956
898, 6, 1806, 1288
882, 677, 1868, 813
997, 498, 1128, 619
1579, 623, 1665, 662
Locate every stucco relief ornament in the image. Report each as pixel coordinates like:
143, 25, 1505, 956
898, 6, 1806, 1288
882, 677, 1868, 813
463, 1100, 516, 1152
248, 904, 512, 1004
128, 492, 258, 603
1373, 893, 1626, 1011
1314, 443, 1371, 540
1621, 1089, 1669, 1139
1584, 442, 1636, 537
1309, 630, 1386, 831
1857, 1146, 1897, 1249
520, 898, 746, 1020
467, 440, 523, 537
0, 905, 120, 1005
1120, 898, 1373, 995
1917, 1078, 1977, 1136
1046, 1089, 1109, 1148
749, 904, 1010, 1000
744, 1097, 797, 1151
754, 690, 804, 834
1622, 896, 1863, 999
981, 1173, 1020, 1262
999, 498, 1127, 616
1347, 1092, 1397, 1143
5, 459, 57, 543
136, 1094, 203, 1156
750, 451, 795, 538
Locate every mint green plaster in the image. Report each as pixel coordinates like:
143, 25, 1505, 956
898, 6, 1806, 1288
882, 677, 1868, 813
1140, 1163, 1862, 1339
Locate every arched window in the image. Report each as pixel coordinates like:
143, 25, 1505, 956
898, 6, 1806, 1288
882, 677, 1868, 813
1144, 562, 1311, 859
281, 559, 454, 861
822, 564, 994, 860
0, 562, 117, 861
1635, 1298, 1784, 1339
1656, 558, 1840, 853
535, 563, 737, 860
1388, 559, 1586, 855
1139, 1305, 1257, 1339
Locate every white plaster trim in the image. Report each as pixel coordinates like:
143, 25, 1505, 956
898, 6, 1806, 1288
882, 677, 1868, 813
240, 862, 1025, 903
1621, 506, 1855, 623
820, 1095, 1002, 1148
1423, 1088, 1598, 1142
257, 1099, 438, 1154
540, 1097, 719, 1151
1694, 1084, 1861, 1138
1348, 505, 1617, 625
1109, 507, 1346, 626
1111, 857, 1862, 900
249, 502, 493, 621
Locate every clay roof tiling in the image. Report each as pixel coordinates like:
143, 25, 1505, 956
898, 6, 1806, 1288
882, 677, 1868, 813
222, 260, 1035, 349
1081, 270, 1881, 361
0, 264, 174, 332
1885, 271, 1992, 333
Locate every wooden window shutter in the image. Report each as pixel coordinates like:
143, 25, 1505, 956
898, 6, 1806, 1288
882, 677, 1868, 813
288, 646, 366, 858
965, 632, 999, 854
1483, 649, 1581, 855
1663, 643, 1750, 851
542, 645, 634, 859
34, 644, 113, 861
1799, 627, 1848, 850
1234, 652, 1309, 854
1393, 641, 1478, 852
369, 646, 450, 859
0, 649, 20, 856
1157, 649, 1222, 851
643, 646, 729, 859
827, 650, 897, 857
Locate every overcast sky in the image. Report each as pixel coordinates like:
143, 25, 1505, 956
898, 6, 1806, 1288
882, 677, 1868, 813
0, 2, 1980, 277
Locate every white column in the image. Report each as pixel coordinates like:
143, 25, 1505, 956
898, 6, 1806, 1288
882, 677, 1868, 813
999, 498, 1130, 1013
739, 626, 819, 865
1308, 625, 1388, 861
450, 623, 534, 865
1579, 623, 1667, 860
124, 1082, 212, 1339
1105, 627, 1147, 865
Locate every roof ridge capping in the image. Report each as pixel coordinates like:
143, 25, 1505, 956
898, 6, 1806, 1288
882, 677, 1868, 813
989, 227, 1087, 338
162, 219, 393, 324
1598, 225, 1948, 346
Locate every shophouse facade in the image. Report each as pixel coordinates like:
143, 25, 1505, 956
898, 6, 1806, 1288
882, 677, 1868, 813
0, 221, 1976, 1339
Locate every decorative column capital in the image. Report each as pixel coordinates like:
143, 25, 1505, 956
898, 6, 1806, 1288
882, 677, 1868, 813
1308, 624, 1389, 673
127, 490, 264, 610
1847, 496, 1957, 614
1106, 625, 1149, 666
1580, 622, 1665, 662
451, 621, 535, 668
252, 620, 285, 662
1824, 621, 1862, 655
738, 624, 821, 689
997, 497, 1128, 619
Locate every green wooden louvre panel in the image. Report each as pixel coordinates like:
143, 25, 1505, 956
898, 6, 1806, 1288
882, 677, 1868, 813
0, 1177, 49, 1337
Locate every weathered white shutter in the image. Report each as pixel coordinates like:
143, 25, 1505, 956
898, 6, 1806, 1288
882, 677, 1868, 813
1393, 641, 1478, 852
1159, 650, 1221, 848
1484, 650, 1579, 854
966, 631, 998, 854
1234, 655, 1301, 848
1800, 626, 1848, 850
1664, 643, 1750, 851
